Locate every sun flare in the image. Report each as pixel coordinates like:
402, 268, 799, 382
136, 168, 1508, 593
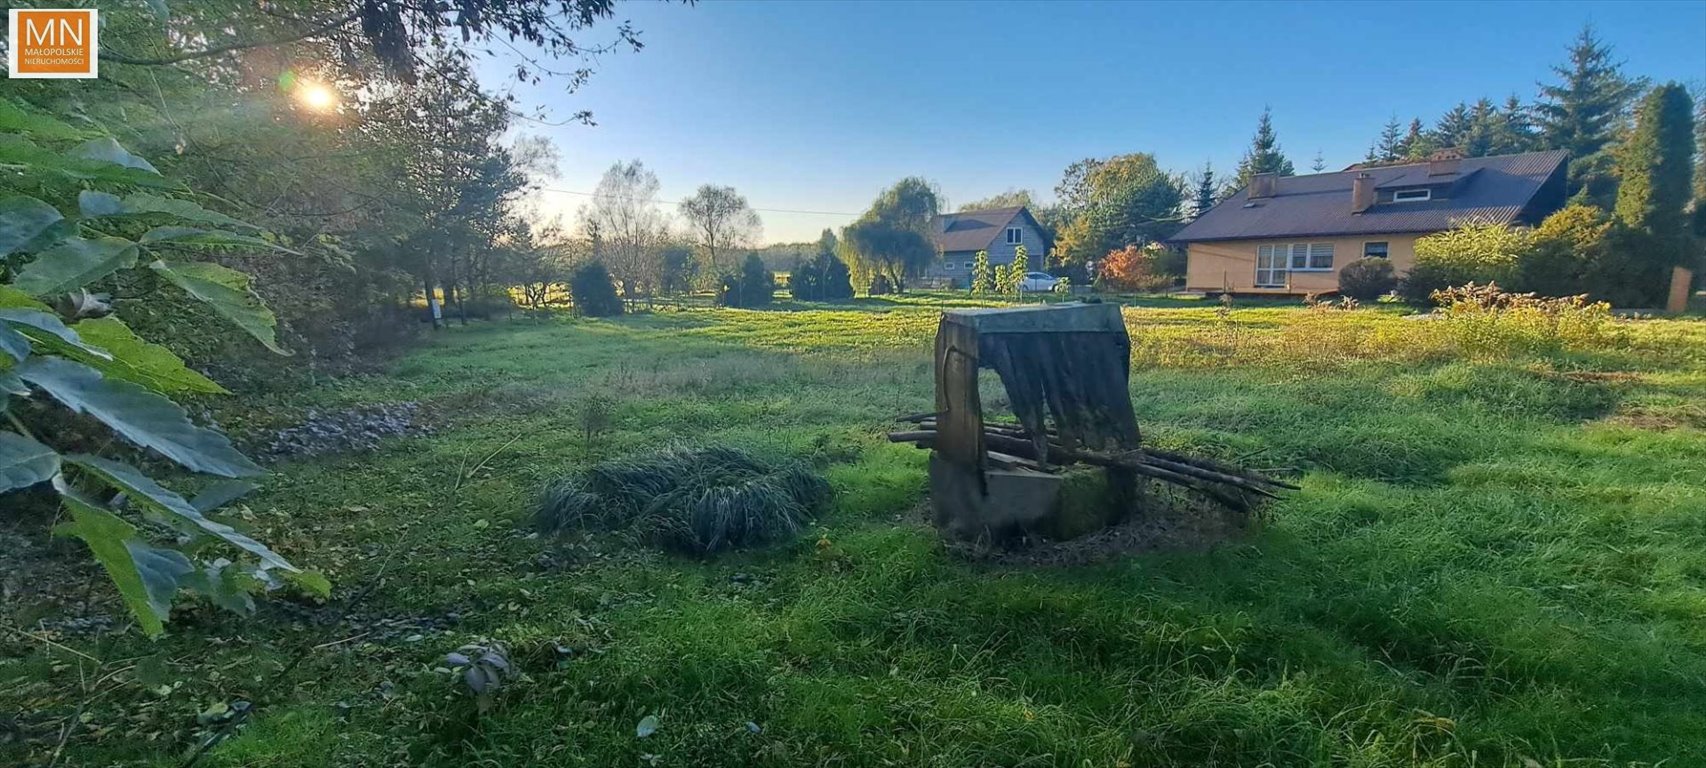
295, 81, 338, 112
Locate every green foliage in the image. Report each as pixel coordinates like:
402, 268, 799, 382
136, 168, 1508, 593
1614, 83, 1694, 244
537, 445, 830, 554
970, 250, 994, 293
568, 261, 623, 317
716, 253, 775, 308
1514, 204, 1613, 298
843, 177, 941, 292
1337, 257, 1397, 300
1, 109, 306, 636
1402, 222, 1533, 304
1233, 106, 1295, 187
1000, 245, 1030, 294
1536, 25, 1645, 204
1052, 153, 1185, 270
790, 249, 853, 302
1430, 283, 1614, 359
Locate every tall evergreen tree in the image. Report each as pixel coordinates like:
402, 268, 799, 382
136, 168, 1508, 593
1373, 116, 1404, 162
1234, 107, 1295, 186
1615, 83, 1695, 239
1193, 163, 1217, 218
1432, 102, 1474, 150
1311, 150, 1327, 172
1462, 98, 1500, 157
1535, 25, 1646, 202
1491, 94, 1539, 155
1400, 118, 1434, 161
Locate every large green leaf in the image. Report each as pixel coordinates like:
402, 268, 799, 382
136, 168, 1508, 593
56, 493, 191, 637
12, 236, 140, 296
189, 479, 256, 513
67, 455, 294, 572
0, 323, 29, 363
141, 226, 297, 254
0, 196, 65, 256
65, 317, 226, 395
72, 138, 161, 174
0, 308, 111, 359
0, 431, 59, 493
0, 99, 86, 140
16, 357, 262, 477
113, 194, 257, 231
77, 190, 125, 218
150, 260, 288, 355
0, 285, 51, 311
0, 135, 178, 189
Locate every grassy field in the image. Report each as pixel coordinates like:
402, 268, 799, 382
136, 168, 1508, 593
6, 295, 1706, 767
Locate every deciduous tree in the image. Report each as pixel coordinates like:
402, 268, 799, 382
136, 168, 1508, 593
680, 184, 762, 278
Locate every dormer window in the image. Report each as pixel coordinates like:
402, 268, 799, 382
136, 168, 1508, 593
1392, 189, 1432, 203
1006, 227, 1022, 245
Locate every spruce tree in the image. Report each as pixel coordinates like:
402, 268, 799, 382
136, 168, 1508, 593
1374, 116, 1404, 162
1463, 98, 1499, 157
1399, 118, 1434, 161
1234, 107, 1295, 187
1615, 83, 1695, 239
1311, 150, 1326, 172
1536, 25, 1645, 201
1492, 94, 1538, 155
1193, 163, 1217, 217
1432, 102, 1474, 150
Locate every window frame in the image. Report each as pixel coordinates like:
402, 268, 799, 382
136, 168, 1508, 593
1255, 244, 1287, 288
1391, 188, 1431, 203
1005, 227, 1022, 245
1363, 241, 1390, 259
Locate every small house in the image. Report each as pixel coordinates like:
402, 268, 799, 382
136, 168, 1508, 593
1170, 150, 1569, 295
926, 206, 1051, 284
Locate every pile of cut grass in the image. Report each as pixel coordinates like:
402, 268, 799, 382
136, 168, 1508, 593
537, 445, 830, 554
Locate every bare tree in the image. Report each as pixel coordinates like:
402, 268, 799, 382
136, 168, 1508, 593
680, 184, 762, 278
580, 160, 669, 296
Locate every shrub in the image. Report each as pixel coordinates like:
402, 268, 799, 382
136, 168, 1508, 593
1098, 244, 1173, 292
569, 261, 623, 317
790, 252, 853, 301
536, 445, 831, 554
1514, 204, 1611, 298
1337, 257, 1397, 300
716, 254, 775, 308
868, 273, 893, 295
970, 250, 994, 293
1430, 283, 1614, 359
1402, 222, 1533, 304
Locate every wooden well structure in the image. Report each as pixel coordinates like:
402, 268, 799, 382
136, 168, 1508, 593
893, 302, 1292, 541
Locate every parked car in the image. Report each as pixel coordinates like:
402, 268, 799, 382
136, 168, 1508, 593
1019, 272, 1063, 292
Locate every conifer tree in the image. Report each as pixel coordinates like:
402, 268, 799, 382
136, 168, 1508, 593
1193, 163, 1218, 217
1373, 116, 1405, 162
1536, 24, 1646, 202
1234, 107, 1295, 187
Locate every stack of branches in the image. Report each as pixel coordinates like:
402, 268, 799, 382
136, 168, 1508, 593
536, 445, 831, 555
887, 414, 1296, 513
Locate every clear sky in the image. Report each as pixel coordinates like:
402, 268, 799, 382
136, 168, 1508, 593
476, 0, 1706, 244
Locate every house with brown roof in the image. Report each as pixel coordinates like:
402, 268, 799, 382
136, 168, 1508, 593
926, 206, 1050, 285
1171, 149, 1569, 295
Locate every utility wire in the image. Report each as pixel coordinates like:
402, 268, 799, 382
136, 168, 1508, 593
533, 186, 863, 217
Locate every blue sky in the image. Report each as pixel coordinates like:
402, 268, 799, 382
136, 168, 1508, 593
477, 0, 1706, 244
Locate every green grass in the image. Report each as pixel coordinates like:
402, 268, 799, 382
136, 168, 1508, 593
6, 298, 1706, 767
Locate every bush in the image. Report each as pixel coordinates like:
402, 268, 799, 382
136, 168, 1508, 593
1401, 222, 1533, 304
1431, 283, 1614, 359
868, 273, 893, 295
535, 445, 831, 554
716, 253, 775, 308
568, 261, 624, 317
1098, 244, 1173, 292
1337, 257, 1397, 300
791, 252, 853, 301
1513, 204, 1610, 298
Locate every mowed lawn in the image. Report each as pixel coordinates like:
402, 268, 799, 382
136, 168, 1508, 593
9, 296, 1706, 767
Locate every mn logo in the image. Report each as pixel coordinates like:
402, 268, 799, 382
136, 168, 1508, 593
8, 9, 99, 79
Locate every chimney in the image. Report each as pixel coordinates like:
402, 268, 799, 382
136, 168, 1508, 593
1428, 148, 1463, 177
1249, 172, 1278, 199
1351, 172, 1375, 214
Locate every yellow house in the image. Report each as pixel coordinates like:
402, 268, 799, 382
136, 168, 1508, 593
1172, 150, 1569, 295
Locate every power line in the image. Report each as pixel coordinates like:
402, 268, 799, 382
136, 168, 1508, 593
534, 186, 863, 217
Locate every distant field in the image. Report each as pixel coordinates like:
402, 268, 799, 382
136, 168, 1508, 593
8, 295, 1706, 767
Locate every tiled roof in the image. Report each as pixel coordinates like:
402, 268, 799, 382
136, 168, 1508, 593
931, 206, 1025, 253
1170, 150, 1568, 242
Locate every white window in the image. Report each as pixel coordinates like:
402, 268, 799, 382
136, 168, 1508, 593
1255, 244, 1287, 287
964, 262, 975, 270
1006, 227, 1022, 245
1392, 189, 1431, 202
945, 262, 956, 271
1363, 241, 1389, 258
